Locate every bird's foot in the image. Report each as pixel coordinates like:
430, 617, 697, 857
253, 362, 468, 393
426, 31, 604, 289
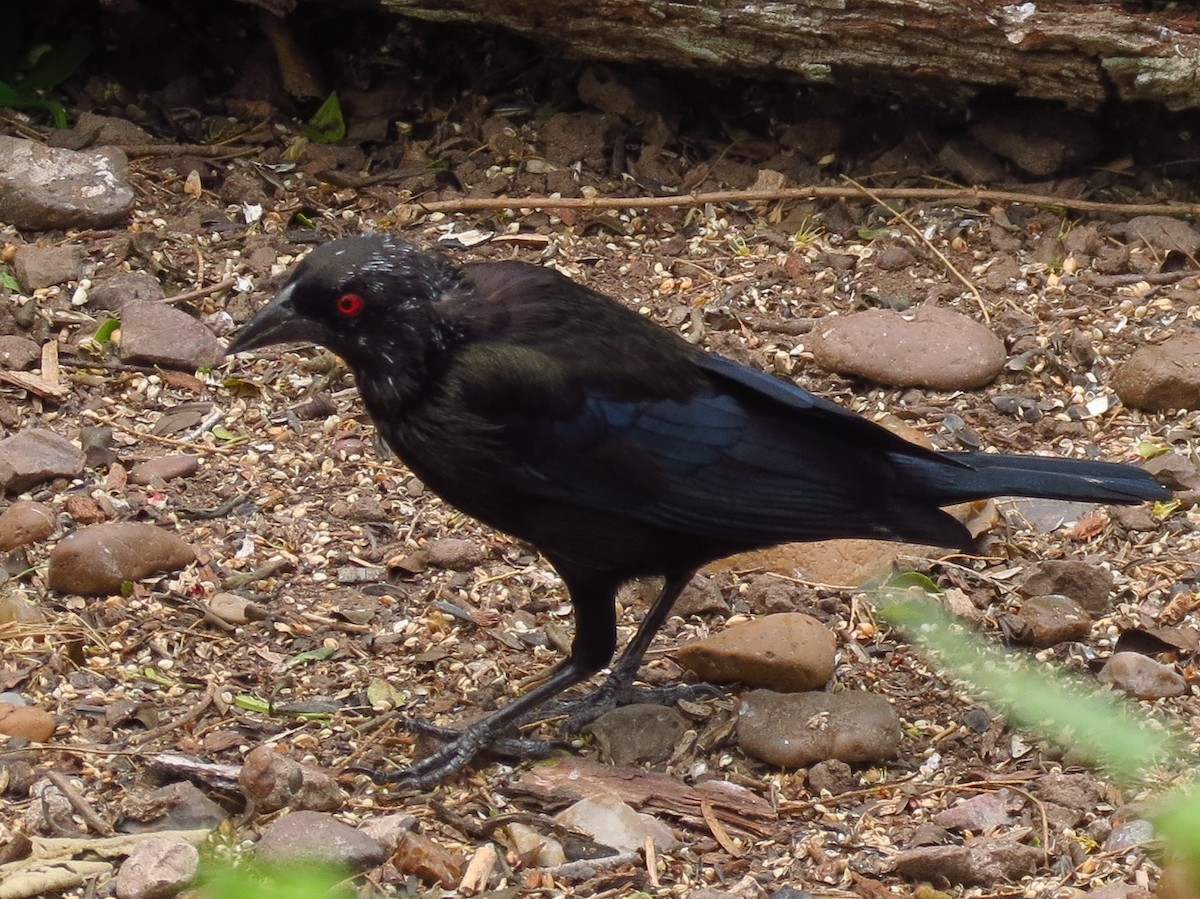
354, 717, 566, 789
553, 680, 726, 733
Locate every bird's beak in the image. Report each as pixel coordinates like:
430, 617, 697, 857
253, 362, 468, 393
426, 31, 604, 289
226, 284, 322, 356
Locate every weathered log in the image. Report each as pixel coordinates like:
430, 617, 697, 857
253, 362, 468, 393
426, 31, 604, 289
375, 0, 1200, 111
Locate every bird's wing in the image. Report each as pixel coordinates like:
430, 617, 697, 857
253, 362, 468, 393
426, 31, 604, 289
465, 347, 929, 543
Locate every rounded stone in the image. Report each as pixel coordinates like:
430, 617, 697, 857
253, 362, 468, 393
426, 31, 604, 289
810, 305, 1006, 390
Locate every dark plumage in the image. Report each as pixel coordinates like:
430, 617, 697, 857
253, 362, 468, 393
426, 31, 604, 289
227, 234, 1169, 787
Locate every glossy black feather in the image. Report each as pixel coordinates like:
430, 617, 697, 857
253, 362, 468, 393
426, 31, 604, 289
227, 234, 1170, 785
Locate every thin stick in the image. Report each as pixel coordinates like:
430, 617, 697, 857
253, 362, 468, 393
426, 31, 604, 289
161, 276, 238, 306
401, 184, 1200, 217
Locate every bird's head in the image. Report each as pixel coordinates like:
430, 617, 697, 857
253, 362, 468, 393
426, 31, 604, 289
226, 234, 464, 373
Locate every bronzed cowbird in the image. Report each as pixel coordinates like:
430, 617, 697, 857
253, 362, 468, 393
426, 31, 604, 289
227, 234, 1169, 787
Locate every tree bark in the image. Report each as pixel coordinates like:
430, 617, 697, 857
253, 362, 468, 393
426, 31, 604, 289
377, 0, 1200, 111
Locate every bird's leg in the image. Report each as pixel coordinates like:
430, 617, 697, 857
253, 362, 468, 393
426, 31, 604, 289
363, 577, 618, 789
556, 571, 720, 732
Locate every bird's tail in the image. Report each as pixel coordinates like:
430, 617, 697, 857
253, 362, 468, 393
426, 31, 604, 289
892, 451, 1170, 506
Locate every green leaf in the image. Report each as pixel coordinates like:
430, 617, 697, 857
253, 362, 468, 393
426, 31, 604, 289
233, 694, 271, 714
301, 92, 346, 144
21, 33, 93, 91
284, 646, 335, 668
856, 227, 891, 241
0, 266, 19, 292
1156, 785, 1200, 867
211, 425, 243, 444
882, 570, 942, 594
1137, 440, 1170, 460
93, 316, 120, 344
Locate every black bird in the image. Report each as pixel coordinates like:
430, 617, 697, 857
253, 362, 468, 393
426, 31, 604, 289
227, 234, 1168, 787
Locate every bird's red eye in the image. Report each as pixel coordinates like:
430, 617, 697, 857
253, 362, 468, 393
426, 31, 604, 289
336, 293, 363, 316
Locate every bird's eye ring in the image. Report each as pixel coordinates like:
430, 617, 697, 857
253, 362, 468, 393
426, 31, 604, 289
336, 293, 363, 317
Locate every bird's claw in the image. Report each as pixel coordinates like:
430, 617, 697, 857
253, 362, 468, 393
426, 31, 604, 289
353, 717, 568, 788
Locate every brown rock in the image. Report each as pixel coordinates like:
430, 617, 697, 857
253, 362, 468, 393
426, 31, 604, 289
1113, 334, 1200, 411
256, 810, 386, 872
64, 494, 107, 525
0, 501, 55, 551
426, 536, 486, 570
12, 244, 84, 290
392, 831, 466, 887
0, 336, 41, 370
1017, 559, 1113, 614
47, 522, 195, 596
1010, 595, 1091, 648
0, 429, 85, 493
894, 836, 1042, 886
238, 746, 344, 813
1098, 652, 1188, 700
0, 703, 55, 741
810, 305, 1005, 389
114, 836, 200, 899
1125, 215, 1200, 256
118, 300, 223, 371
128, 454, 200, 485
675, 613, 835, 692
736, 689, 900, 767
588, 704, 691, 766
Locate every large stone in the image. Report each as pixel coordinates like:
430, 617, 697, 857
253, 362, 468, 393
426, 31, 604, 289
118, 300, 224, 371
894, 837, 1042, 887
736, 690, 901, 767
0, 501, 56, 550
256, 811, 386, 872
0, 336, 41, 371
47, 522, 195, 595
1113, 334, 1200, 411
0, 429, 85, 493
1017, 559, 1113, 614
675, 613, 835, 692
1125, 215, 1200, 256
115, 836, 200, 899
12, 244, 84, 290
810, 305, 1006, 390
1098, 652, 1188, 700
0, 136, 134, 230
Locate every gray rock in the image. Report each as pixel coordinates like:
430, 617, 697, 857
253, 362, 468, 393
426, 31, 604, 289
1142, 452, 1200, 491
0, 136, 134, 230
47, 522, 195, 595
52, 112, 154, 150
736, 690, 900, 767
676, 613, 836, 692
238, 745, 344, 813
358, 813, 418, 854
80, 425, 117, 468
1098, 652, 1188, 700
806, 759, 855, 795
1103, 818, 1154, 853
0, 429, 85, 493
1017, 559, 1113, 614
0, 336, 41, 370
1125, 215, 1200, 256
115, 836, 200, 899
1035, 772, 1104, 810
933, 789, 1019, 831
588, 703, 691, 765
426, 536, 486, 570
672, 573, 729, 617
555, 794, 680, 854
875, 245, 916, 271
118, 300, 223, 371
1010, 595, 1091, 647
0, 501, 55, 551
256, 810, 387, 871
118, 782, 228, 833
894, 836, 1042, 886
12, 244, 84, 290
88, 271, 165, 313
1004, 497, 1101, 533
1113, 334, 1200, 411
810, 306, 1005, 390
129, 454, 200, 486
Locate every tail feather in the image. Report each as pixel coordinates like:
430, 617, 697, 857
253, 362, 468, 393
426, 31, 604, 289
893, 451, 1170, 506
